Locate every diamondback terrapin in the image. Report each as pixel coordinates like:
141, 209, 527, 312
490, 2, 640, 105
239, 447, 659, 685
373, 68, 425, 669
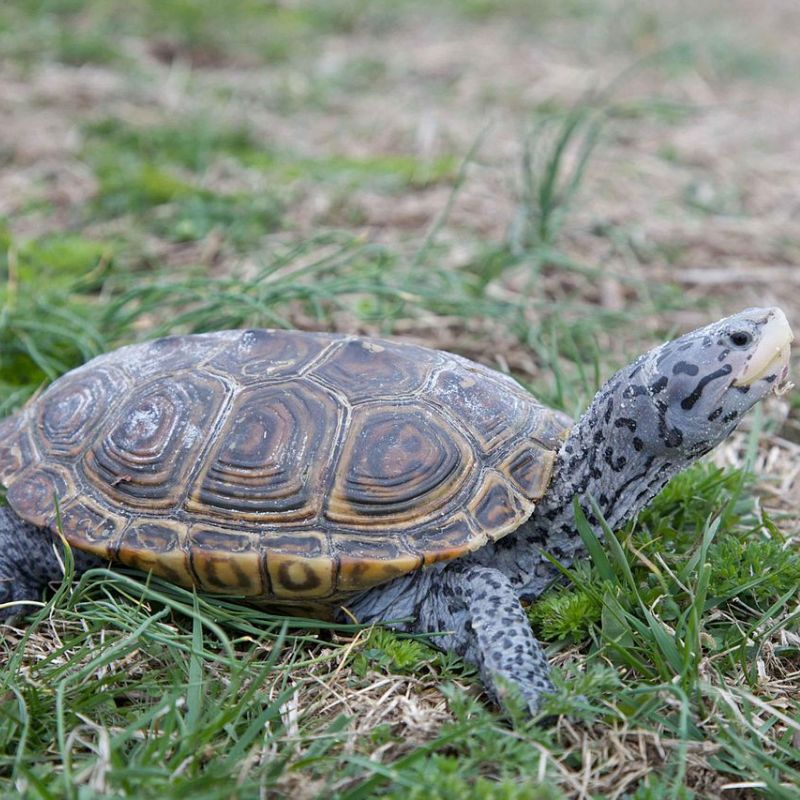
0, 307, 792, 713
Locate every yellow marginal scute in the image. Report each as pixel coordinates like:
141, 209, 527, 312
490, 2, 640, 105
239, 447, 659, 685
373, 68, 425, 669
191, 550, 264, 595
336, 553, 423, 593
267, 553, 335, 599
467, 471, 527, 534
121, 543, 194, 588
499, 444, 556, 501
116, 519, 193, 587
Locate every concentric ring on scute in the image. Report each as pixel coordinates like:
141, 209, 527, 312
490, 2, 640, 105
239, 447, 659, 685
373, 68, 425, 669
207, 328, 332, 382
85, 372, 228, 508
6, 465, 72, 528
428, 367, 525, 452
117, 520, 189, 584
326, 404, 474, 527
314, 338, 434, 401
37, 367, 126, 459
0, 415, 35, 486
187, 380, 339, 521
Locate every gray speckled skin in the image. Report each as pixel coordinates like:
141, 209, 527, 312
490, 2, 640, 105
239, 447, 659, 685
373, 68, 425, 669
0, 510, 101, 617
346, 308, 791, 713
0, 308, 791, 716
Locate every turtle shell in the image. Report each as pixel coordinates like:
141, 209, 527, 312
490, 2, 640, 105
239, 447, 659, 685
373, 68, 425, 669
0, 330, 570, 604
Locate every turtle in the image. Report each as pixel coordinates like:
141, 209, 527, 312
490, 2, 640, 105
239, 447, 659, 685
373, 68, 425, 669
0, 306, 792, 714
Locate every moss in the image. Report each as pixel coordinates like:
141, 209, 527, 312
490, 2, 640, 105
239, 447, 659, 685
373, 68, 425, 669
17, 234, 112, 283
94, 163, 196, 215
527, 587, 601, 642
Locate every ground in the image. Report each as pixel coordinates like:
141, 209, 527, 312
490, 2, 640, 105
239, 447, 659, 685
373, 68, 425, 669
1, 2, 800, 798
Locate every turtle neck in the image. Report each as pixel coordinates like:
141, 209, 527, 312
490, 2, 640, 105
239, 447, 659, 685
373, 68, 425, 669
471, 360, 690, 598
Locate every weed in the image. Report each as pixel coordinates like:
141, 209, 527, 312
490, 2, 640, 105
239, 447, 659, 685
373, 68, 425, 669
151, 192, 284, 247
349, 628, 440, 677
527, 583, 601, 642
509, 106, 602, 251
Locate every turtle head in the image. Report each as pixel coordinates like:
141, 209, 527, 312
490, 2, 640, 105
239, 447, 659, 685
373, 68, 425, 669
507, 307, 792, 597
629, 307, 793, 459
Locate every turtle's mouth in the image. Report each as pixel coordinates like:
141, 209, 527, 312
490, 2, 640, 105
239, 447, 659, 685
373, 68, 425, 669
733, 308, 793, 388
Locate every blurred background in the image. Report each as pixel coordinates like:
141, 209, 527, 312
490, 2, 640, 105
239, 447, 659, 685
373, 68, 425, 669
1, 0, 798, 413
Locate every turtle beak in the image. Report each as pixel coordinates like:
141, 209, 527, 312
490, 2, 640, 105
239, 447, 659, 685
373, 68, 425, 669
733, 307, 793, 387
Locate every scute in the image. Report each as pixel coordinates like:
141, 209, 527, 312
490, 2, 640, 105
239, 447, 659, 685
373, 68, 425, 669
0, 415, 34, 487
313, 338, 434, 401
6, 465, 73, 528
85, 372, 229, 508
58, 497, 124, 548
412, 513, 476, 564
501, 443, 559, 499
206, 328, 331, 382
37, 367, 125, 459
468, 472, 526, 534
187, 380, 338, 521
0, 328, 568, 603
117, 520, 189, 584
189, 525, 264, 595
326, 404, 474, 527
428, 367, 524, 451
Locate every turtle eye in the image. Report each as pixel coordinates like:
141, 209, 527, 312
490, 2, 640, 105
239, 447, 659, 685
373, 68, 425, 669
727, 330, 752, 348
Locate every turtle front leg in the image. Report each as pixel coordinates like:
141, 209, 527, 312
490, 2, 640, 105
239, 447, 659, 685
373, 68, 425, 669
0, 505, 101, 622
427, 562, 555, 714
348, 562, 554, 715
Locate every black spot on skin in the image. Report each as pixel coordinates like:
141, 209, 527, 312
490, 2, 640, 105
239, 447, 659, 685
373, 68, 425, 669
623, 384, 647, 399
650, 376, 668, 394
707, 407, 723, 421
678, 342, 693, 351
603, 455, 655, 512
629, 362, 645, 378
632, 436, 644, 451
672, 361, 699, 376
664, 427, 683, 448
764, 374, 777, 384
680, 364, 733, 411
718, 348, 730, 362
722, 411, 738, 423
604, 447, 626, 472
633, 463, 674, 506
734, 385, 751, 395
604, 400, 614, 424
614, 417, 637, 432
656, 345, 676, 366
687, 440, 712, 457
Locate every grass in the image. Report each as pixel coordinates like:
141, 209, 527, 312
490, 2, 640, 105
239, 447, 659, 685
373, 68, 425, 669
4, 460, 799, 797
510, 105, 603, 252
2, 0, 800, 798
2, 234, 798, 798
